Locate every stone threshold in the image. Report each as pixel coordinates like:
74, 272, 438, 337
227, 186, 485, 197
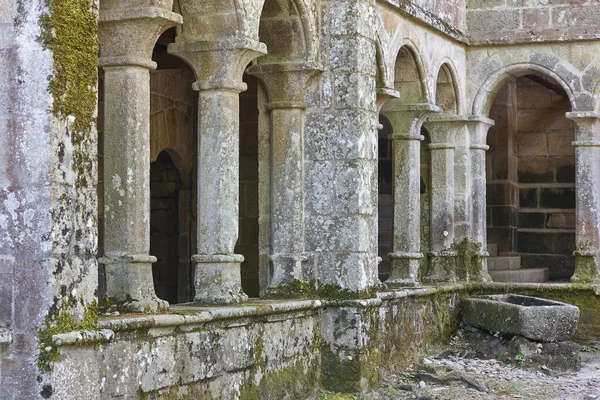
51, 282, 597, 346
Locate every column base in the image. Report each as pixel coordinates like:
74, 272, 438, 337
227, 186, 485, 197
571, 249, 600, 284
99, 254, 169, 313
261, 253, 309, 298
192, 254, 248, 304
423, 250, 458, 283
385, 252, 422, 287
473, 250, 492, 283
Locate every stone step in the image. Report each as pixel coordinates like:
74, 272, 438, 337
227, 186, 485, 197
487, 256, 521, 271
489, 268, 549, 283
488, 243, 498, 257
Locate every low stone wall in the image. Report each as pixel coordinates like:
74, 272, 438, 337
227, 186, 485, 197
47, 284, 599, 398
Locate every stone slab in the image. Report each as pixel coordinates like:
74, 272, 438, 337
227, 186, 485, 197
461, 294, 580, 342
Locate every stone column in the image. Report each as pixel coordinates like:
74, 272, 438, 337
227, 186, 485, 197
422, 116, 466, 283
383, 104, 440, 286
466, 116, 494, 282
98, 5, 182, 312
169, 39, 266, 304
247, 63, 322, 294
566, 112, 600, 284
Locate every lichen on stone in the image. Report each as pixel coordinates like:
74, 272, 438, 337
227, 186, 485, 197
37, 297, 98, 372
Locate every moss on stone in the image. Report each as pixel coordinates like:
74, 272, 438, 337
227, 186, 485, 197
571, 251, 599, 284
454, 237, 488, 282
264, 280, 376, 301
37, 298, 99, 372
39, 0, 98, 134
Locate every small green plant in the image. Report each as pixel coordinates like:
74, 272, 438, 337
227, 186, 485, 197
582, 345, 599, 353
514, 353, 527, 362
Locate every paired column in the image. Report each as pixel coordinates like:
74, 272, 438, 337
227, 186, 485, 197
247, 63, 322, 294
566, 112, 600, 284
383, 104, 440, 286
169, 39, 266, 304
98, 5, 182, 312
422, 116, 466, 283
466, 116, 494, 282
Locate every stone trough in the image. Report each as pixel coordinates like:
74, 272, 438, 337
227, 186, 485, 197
461, 294, 580, 342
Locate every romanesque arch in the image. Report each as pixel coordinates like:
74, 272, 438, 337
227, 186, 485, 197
434, 62, 460, 115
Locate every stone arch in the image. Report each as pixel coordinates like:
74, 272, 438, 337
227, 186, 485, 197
256, 0, 318, 64
434, 61, 460, 114
473, 63, 578, 116
392, 44, 428, 105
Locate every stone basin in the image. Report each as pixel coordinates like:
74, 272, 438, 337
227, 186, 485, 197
461, 294, 580, 342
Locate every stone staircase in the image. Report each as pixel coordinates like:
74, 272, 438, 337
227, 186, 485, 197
487, 244, 549, 283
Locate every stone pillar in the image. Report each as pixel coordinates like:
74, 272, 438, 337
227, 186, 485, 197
422, 116, 466, 283
169, 39, 266, 304
383, 104, 440, 286
247, 63, 322, 294
98, 5, 181, 312
566, 112, 600, 284
466, 116, 494, 282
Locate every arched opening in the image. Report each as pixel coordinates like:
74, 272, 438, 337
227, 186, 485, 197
435, 63, 458, 114
258, 0, 308, 64
486, 73, 575, 282
377, 115, 393, 281
237, 73, 261, 298
378, 45, 428, 285
149, 28, 197, 303
150, 151, 181, 303
393, 46, 426, 105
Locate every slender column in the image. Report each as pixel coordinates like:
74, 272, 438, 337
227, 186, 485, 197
566, 112, 600, 285
383, 104, 441, 286
98, 6, 181, 312
247, 63, 322, 294
169, 39, 266, 304
422, 116, 467, 283
466, 116, 494, 282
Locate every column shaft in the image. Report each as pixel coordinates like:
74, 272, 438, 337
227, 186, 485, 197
567, 112, 600, 284
169, 40, 266, 304
269, 107, 306, 286
466, 117, 494, 282
101, 64, 167, 311
192, 89, 248, 304
388, 133, 423, 285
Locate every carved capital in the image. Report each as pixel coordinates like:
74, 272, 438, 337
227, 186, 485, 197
246, 62, 322, 108
99, 7, 182, 67
465, 115, 495, 149
423, 114, 470, 144
382, 103, 441, 136
169, 38, 267, 92
566, 111, 600, 143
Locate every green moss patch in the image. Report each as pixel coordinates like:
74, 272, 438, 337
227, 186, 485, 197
38, 297, 98, 372
39, 0, 98, 134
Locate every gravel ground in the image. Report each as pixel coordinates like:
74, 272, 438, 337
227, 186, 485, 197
365, 344, 600, 400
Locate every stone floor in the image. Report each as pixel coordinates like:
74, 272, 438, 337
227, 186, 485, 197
320, 337, 600, 400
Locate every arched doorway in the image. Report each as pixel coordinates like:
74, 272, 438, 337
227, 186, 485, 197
486, 74, 575, 282
150, 151, 182, 303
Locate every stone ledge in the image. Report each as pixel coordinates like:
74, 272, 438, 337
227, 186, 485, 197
94, 283, 598, 333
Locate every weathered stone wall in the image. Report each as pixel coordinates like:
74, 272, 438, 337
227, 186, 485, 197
0, 0, 100, 397
467, 0, 600, 44
378, 0, 467, 39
